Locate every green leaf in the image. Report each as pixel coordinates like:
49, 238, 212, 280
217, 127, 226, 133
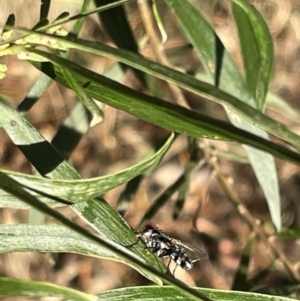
95, 0, 146, 84
277, 229, 300, 239
0, 89, 173, 285
72, 199, 168, 280
221, 5, 279, 230
242, 145, 281, 230
231, 0, 273, 110
0, 176, 214, 300
1, 20, 299, 150
0, 98, 80, 179
0, 172, 164, 285
163, 0, 216, 80
162, 0, 281, 230
0, 133, 174, 208
60, 65, 104, 126
255, 284, 300, 296
96, 285, 298, 301
0, 224, 160, 278
28, 50, 300, 165
0, 277, 95, 300
4, 26, 300, 150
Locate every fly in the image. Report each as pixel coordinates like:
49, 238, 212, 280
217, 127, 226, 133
134, 224, 207, 275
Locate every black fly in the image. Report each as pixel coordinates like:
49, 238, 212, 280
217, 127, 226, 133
134, 224, 207, 275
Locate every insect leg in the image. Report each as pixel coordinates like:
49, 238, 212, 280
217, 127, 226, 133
166, 256, 172, 269
123, 235, 142, 248
172, 264, 178, 276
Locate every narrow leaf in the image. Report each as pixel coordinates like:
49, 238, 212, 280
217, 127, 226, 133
60, 66, 104, 126
4, 26, 300, 150
0, 277, 95, 300
0, 224, 156, 277
28, 49, 300, 165
96, 285, 297, 301
162, 0, 281, 230
277, 229, 300, 239
231, 0, 274, 110
0, 133, 174, 208
73, 199, 167, 279
0, 172, 163, 284
0, 98, 80, 179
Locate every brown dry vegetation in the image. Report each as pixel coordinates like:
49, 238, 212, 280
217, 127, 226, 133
0, 0, 300, 299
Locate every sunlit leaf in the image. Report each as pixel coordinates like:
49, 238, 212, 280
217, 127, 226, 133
28, 50, 300, 166
0, 277, 95, 300
96, 285, 298, 301
0, 134, 174, 208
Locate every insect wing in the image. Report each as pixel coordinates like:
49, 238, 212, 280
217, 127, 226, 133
172, 239, 208, 262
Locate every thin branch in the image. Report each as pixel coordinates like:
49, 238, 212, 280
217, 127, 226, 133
137, 0, 188, 108
202, 141, 300, 282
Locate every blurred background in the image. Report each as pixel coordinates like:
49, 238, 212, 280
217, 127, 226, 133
0, 0, 300, 298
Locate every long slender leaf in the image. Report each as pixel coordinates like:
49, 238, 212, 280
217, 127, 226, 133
95, 0, 146, 84
72, 198, 168, 278
0, 99, 80, 178
232, 4, 259, 102
0, 172, 164, 285
242, 144, 281, 230
0, 87, 173, 284
3, 26, 300, 149
231, 0, 273, 110
19, 30, 300, 149
0, 172, 215, 300
222, 5, 279, 230
277, 229, 300, 239
255, 284, 300, 296
163, 0, 281, 230
0, 224, 138, 267
0, 133, 174, 208
0, 277, 95, 300
96, 285, 297, 301
61, 65, 104, 126
28, 50, 300, 165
